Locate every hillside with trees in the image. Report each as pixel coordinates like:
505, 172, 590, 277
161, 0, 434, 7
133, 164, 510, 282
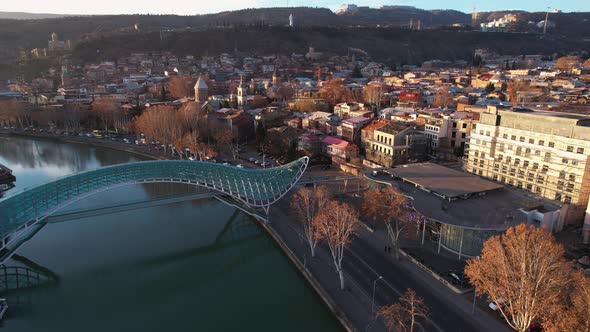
70, 26, 588, 66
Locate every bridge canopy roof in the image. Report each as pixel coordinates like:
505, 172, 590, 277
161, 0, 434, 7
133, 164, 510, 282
0, 157, 308, 243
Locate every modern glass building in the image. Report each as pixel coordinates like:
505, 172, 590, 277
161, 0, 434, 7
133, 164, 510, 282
382, 162, 563, 258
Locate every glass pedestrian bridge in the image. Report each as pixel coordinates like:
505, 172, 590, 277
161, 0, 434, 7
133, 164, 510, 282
0, 157, 309, 252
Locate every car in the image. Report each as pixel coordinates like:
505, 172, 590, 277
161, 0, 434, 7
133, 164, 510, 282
489, 298, 506, 312
261, 162, 270, 167
447, 270, 467, 285
254, 160, 262, 165
123, 138, 131, 144
248, 157, 256, 162
372, 170, 379, 177
236, 164, 244, 168
222, 162, 229, 166
86, 133, 94, 138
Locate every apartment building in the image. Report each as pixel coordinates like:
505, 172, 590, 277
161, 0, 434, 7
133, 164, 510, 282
465, 107, 590, 231
365, 123, 428, 167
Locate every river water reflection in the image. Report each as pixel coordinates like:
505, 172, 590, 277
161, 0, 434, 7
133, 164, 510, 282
0, 136, 342, 332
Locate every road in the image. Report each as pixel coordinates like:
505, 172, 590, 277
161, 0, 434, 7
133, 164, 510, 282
343, 236, 483, 332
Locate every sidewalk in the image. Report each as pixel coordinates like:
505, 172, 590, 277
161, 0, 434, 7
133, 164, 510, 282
267, 199, 387, 332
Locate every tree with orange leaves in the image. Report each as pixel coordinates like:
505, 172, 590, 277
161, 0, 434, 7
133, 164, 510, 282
313, 200, 359, 290
291, 186, 332, 258
378, 289, 429, 332
362, 186, 416, 260
320, 79, 353, 109
464, 224, 571, 332
544, 270, 590, 332
168, 75, 194, 100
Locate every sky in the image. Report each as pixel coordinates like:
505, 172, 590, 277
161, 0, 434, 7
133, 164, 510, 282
1, 0, 588, 15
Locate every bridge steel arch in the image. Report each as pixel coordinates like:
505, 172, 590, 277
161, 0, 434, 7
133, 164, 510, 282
0, 157, 309, 252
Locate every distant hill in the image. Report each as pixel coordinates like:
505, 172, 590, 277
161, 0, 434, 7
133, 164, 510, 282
0, 12, 72, 20
336, 6, 470, 26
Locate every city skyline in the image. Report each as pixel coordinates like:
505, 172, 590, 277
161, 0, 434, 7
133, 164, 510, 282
0, 0, 587, 16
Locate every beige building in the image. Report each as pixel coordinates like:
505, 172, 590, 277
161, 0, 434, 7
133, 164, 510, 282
464, 107, 590, 233
365, 123, 428, 167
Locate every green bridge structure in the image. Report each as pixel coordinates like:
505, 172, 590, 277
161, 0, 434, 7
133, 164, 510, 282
0, 157, 309, 259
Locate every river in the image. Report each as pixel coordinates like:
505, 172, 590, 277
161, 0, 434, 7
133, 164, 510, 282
0, 135, 342, 332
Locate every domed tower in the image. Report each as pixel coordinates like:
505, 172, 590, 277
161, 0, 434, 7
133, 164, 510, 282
194, 76, 208, 103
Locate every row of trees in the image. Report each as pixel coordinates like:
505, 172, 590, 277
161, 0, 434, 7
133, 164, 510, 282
291, 185, 429, 331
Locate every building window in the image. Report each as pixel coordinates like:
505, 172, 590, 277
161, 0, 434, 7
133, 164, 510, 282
529, 138, 534, 144
555, 192, 562, 201
452, 132, 456, 138
515, 158, 520, 166
559, 171, 566, 179
566, 183, 574, 193
511, 135, 516, 141
564, 196, 572, 204
463, 123, 467, 129
567, 146, 574, 152
562, 158, 569, 164
538, 140, 545, 146
542, 165, 549, 173
502, 134, 508, 139
535, 186, 542, 194
461, 133, 466, 139
569, 174, 576, 182
523, 161, 529, 167
453, 122, 457, 128
479, 130, 484, 135
517, 181, 523, 188
578, 147, 585, 154
519, 136, 525, 142
544, 152, 551, 162
532, 163, 539, 170
548, 142, 555, 148
525, 148, 531, 155
572, 160, 578, 166
535, 150, 541, 156
486, 131, 491, 136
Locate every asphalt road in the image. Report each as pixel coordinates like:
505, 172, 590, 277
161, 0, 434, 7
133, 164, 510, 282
343, 236, 482, 332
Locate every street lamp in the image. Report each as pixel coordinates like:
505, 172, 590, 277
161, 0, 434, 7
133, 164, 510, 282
371, 275, 383, 317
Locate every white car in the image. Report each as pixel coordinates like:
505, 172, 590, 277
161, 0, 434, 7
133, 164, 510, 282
489, 298, 506, 311
236, 164, 244, 168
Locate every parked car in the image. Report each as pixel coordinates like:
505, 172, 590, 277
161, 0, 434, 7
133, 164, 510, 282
236, 164, 244, 168
254, 160, 262, 165
248, 157, 256, 162
489, 298, 507, 316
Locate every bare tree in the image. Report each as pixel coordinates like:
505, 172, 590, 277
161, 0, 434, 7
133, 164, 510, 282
169, 75, 194, 100
464, 224, 571, 332
320, 79, 353, 109
362, 186, 416, 260
378, 289, 429, 332
291, 186, 332, 258
313, 200, 359, 290
135, 105, 181, 146
544, 270, 590, 332
363, 82, 383, 107
431, 86, 454, 108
